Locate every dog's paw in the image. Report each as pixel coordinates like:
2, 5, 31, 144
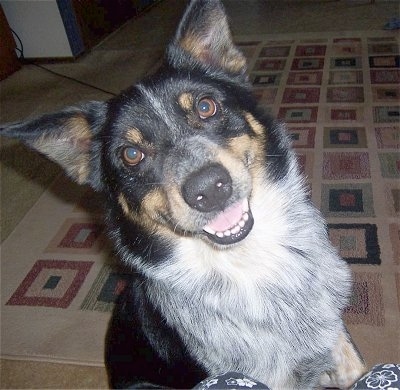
319, 332, 367, 389
319, 367, 365, 389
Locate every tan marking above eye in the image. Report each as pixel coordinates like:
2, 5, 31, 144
126, 128, 144, 144
178, 93, 194, 112
197, 98, 217, 119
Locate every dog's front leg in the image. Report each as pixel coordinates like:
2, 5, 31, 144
319, 330, 367, 389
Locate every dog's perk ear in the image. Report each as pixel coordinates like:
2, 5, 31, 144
168, 0, 247, 76
0, 101, 107, 191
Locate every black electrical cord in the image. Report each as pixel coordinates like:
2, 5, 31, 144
11, 27, 24, 58
10, 28, 117, 97
28, 63, 118, 97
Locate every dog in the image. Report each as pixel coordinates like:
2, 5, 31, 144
1, 0, 367, 388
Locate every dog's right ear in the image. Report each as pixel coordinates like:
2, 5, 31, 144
0, 101, 107, 191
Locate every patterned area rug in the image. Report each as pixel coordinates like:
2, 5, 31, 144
1, 30, 399, 369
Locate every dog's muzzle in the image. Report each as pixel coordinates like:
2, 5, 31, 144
181, 164, 254, 245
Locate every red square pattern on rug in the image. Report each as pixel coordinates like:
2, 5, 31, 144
291, 58, 324, 71
384, 182, 400, 217
372, 86, 400, 103
277, 106, 318, 123
58, 222, 103, 249
328, 71, 363, 85
329, 108, 358, 121
323, 127, 367, 149
339, 133, 351, 142
370, 69, 400, 84
288, 127, 316, 148
344, 272, 384, 326
368, 43, 399, 55
379, 153, 400, 178
369, 55, 400, 68
333, 38, 361, 44
295, 45, 326, 57
259, 46, 291, 57
340, 193, 356, 207
327, 87, 364, 103
389, 224, 400, 265
7, 260, 94, 308
375, 126, 400, 149
332, 46, 361, 56
330, 57, 362, 69
328, 224, 380, 265
332, 38, 362, 56
254, 59, 286, 71
80, 265, 133, 312
252, 73, 281, 87
323, 152, 370, 179
295, 151, 314, 179
282, 88, 320, 104
296, 154, 307, 177
322, 183, 374, 218
373, 106, 400, 124
287, 72, 323, 85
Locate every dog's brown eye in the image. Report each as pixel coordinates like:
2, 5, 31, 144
122, 147, 144, 166
197, 98, 217, 119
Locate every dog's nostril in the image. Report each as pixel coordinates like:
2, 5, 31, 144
182, 164, 233, 212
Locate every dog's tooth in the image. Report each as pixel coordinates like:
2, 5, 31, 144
204, 226, 216, 235
231, 225, 241, 234
216, 232, 224, 238
224, 230, 231, 237
239, 220, 245, 228
243, 212, 249, 222
242, 199, 249, 212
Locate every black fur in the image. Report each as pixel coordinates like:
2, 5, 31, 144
106, 275, 206, 389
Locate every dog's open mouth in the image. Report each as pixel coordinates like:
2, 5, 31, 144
203, 199, 254, 245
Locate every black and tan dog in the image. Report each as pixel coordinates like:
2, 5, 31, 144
1, 0, 366, 388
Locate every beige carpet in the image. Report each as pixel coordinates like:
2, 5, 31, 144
1, 29, 399, 386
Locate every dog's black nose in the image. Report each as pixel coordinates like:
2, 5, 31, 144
182, 164, 232, 212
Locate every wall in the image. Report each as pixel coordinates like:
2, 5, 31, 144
1, 0, 73, 58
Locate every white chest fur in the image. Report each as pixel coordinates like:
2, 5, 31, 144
147, 185, 351, 388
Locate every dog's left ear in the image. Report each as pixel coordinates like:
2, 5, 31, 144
168, 0, 247, 76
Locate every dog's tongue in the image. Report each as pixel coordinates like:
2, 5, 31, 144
205, 201, 244, 232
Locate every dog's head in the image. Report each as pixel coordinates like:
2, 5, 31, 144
1, 0, 290, 249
